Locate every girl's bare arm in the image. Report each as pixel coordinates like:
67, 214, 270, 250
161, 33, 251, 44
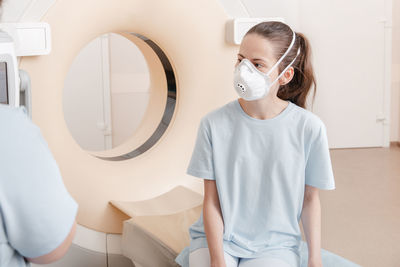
203, 179, 226, 267
301, 185, 323, 267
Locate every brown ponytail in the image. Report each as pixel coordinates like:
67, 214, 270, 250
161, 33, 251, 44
246, 21, 316, 110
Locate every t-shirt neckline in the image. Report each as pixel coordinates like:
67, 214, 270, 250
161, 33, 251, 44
233, 98, 293, 124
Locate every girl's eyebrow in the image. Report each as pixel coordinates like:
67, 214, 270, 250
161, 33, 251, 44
237, 54, 268, 63
253, 58, 268, 63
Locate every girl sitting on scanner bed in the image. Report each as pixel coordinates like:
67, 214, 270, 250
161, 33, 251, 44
183, 21, 335, 267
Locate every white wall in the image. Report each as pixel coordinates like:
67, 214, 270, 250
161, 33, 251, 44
0, 0, 31, 22
391, 0, 400, 142
108, 34, 150, 148
242, 0, 300, 28
63, 37, 107, 151
0, 0, 56, 22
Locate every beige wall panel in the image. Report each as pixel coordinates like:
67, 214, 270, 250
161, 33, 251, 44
20, 0, 237, 233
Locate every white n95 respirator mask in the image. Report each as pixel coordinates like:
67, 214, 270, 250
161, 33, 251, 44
233, 30, 301, 101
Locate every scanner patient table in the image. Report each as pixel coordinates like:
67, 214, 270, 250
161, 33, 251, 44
110, 186, 361, 267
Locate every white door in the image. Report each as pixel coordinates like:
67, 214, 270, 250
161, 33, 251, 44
63, 35, 112, 151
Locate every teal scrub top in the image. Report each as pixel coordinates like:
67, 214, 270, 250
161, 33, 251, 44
0, 105, 78, 267
175, 99, 335, 267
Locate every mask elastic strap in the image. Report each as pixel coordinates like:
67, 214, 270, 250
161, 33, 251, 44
267, 30, 297, 75
270, 46, 301, 87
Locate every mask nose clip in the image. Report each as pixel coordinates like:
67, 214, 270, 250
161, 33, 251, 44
239, 59, 254, 73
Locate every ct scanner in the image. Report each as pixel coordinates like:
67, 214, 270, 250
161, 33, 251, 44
1, 0, 364, 266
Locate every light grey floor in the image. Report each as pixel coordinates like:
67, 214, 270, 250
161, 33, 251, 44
31, 243, 135, 267
303, 144, 400, 267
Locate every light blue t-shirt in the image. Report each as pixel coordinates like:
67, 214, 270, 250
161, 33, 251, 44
175, 99, 335, 267
0, 105, 78, 267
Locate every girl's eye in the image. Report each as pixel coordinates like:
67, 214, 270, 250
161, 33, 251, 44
237, 58, 242, 62
254, 63, 263, 68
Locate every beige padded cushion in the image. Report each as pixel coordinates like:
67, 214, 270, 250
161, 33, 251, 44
110, 186, 203, 217
110, 186, 203, 267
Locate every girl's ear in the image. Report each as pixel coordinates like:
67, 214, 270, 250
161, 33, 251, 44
279, 67, 295, 85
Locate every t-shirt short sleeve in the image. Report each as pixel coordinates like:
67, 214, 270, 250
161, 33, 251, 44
0, 106, 78, 259
186, 117, 215, 180
305, 120, 336, 190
